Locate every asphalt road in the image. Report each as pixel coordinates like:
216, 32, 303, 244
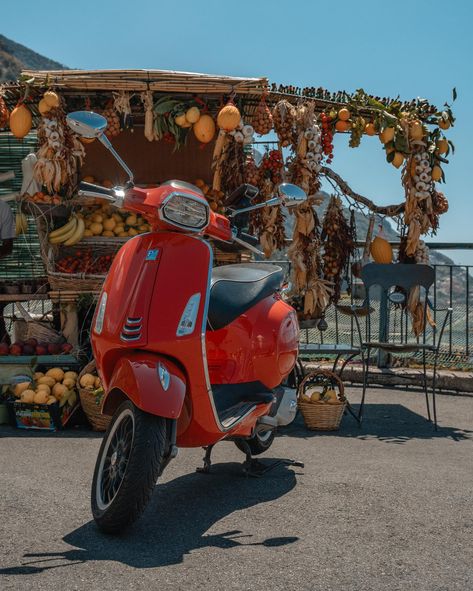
1, 386, 472, 591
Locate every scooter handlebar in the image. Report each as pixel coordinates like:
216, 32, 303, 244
78, 181, 116, 199
78, 182, 125, 207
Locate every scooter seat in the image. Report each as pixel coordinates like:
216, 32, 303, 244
208, 263, 283, 330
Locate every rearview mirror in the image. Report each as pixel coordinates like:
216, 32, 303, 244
66, 111, 108, 138
66, 110, 134, 185
277, 183, 307, 207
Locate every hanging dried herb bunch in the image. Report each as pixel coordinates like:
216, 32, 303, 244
0, 93, 9, 128
249, 149, 286, 257
321, 196, 355, 302
287, 202, 333, 319
219, 135, 246, 195
255, 177, 286, 258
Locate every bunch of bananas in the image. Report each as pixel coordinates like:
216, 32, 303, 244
48, 215, 85, 246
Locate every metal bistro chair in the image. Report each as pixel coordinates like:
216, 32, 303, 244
351, 263, 452, 430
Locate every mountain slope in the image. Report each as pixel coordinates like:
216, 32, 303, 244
0, 34, 66, 81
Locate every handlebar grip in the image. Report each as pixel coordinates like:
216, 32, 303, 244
239, 231, 259, 246
78, 181, 115, 197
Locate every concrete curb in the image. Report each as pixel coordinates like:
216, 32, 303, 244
304, 362, 473, 395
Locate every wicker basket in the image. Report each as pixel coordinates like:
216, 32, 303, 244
78, 360, 111, 432
34, 216, 122, 292
297, 369, 347, 431
15, 302, 64, 344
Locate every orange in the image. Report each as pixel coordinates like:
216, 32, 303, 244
338, 108, 351, 121
364, 122, 376, 136
335, 120, 351, 132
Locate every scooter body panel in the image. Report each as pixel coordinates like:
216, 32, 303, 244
93, 231, 236, 445
104, 352, 186, 419
92, 228, 298, 448
206, 296, 299, 388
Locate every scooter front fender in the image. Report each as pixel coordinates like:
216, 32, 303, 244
102, 352, 186, 419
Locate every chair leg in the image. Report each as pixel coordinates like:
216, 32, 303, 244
332, 354, 341, 373
422, 349, 432, 422
432, 354, 439, 431
358, 348, 370, 427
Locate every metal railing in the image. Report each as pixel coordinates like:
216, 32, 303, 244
254, 244, 473, 370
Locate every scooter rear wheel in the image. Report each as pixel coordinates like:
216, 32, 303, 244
91, 399, 167, 534
234, 429, 275, 456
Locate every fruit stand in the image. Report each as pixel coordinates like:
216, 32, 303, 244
0, 69, 455, 431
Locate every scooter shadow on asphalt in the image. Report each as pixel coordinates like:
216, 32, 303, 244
3, 462, 299, 573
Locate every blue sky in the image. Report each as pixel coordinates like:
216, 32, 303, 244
4, 0, 472, 262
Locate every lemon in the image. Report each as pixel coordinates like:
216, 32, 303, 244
436, 139, 448, 154
90, 222, 103, 236
392, 152, 405, 168
431, 165, 442, 182
379, 127, 395, 144
102, 218, 116, 231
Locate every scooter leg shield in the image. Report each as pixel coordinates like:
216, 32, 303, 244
102, 352, 186, 419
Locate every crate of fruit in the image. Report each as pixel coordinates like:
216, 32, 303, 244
4, 365, 80, 431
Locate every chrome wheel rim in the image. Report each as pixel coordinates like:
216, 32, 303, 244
96, 408, 134, 511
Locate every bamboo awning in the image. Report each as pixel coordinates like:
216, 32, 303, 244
19, 69, 269, 96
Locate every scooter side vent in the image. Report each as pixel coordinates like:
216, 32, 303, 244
120, 317, 143, 341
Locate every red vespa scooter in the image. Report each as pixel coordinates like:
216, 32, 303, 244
67, 111, 305, 534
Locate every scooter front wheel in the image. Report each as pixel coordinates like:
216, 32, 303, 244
91, 400, 167, 534
234, 429, 275, 456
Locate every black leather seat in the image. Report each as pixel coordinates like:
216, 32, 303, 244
208, 264, 283, 330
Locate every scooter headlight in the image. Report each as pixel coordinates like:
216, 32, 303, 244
161, 193, 209, 231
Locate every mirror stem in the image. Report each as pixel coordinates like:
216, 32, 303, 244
99, 134, 134, 184
228, 197, 280, 218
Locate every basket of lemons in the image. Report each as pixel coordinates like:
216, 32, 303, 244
297, 369, 347, 431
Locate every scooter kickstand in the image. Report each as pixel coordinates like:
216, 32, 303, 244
196, 445, 214, 474
240, 438, 304, 478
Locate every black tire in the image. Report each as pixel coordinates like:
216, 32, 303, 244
234, 429, 275, 456
91, 400, 167, 534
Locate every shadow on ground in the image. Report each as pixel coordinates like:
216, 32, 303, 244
284, 403, 473, 444
0, 462, 299, 574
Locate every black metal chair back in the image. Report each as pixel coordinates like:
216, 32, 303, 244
361, 263, 435, 346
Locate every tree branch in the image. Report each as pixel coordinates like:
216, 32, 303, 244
321, 166, 405, 217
